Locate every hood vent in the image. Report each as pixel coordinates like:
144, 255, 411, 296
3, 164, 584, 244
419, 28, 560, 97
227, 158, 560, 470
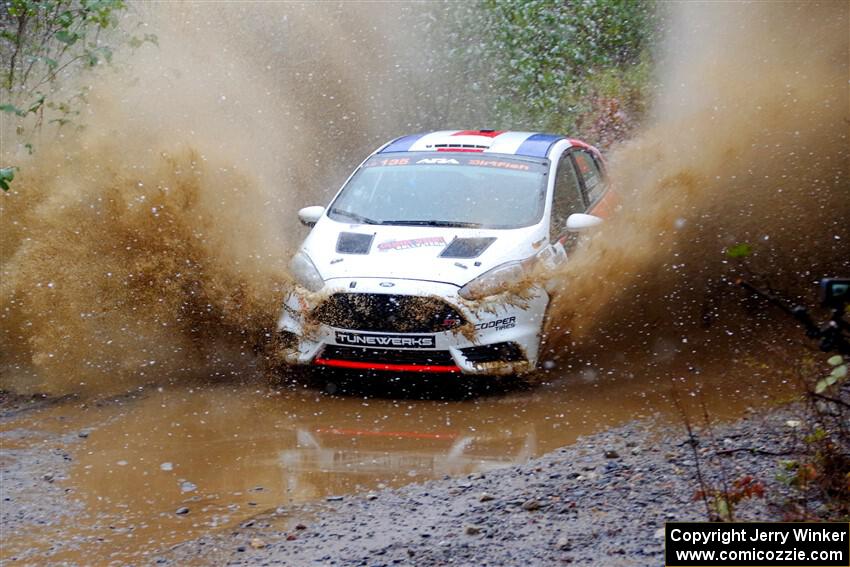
336, 232, 374, 254
432, 143, 489, 149
439, 237, 497, 259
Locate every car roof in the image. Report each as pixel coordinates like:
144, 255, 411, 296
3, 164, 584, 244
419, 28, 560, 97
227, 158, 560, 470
377, 130, 592, 159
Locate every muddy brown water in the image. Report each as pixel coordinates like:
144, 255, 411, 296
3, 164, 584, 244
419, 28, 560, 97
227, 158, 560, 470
1, 363, 795, 564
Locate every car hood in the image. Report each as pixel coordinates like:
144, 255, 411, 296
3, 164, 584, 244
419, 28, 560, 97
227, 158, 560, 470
300, 218, 544, 287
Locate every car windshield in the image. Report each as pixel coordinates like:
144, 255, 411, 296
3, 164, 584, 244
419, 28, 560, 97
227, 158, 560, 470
327, 152, 549, 229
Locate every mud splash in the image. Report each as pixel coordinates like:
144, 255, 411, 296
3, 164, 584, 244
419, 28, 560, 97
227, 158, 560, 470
0, 3, 438, 393
545, 2, 849, 360
1, 2, 848, 394
1, 143, 288, 393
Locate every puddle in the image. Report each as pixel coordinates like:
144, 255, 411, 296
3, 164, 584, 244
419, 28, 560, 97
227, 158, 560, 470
0, 359, 794, 564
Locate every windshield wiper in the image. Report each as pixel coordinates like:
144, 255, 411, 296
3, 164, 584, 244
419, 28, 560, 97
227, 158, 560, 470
329, 208, 381, 225
383, 220, 483, 228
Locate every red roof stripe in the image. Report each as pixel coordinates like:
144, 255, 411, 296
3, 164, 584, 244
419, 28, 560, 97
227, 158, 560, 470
452, 130, 505, 138
567, 138, 592, 150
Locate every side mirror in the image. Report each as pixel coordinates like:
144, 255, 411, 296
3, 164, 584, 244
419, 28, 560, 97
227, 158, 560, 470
298, 206, 325, 227
565, 213, 603, 232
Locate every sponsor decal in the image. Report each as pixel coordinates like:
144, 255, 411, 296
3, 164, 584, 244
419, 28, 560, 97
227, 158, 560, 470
416, 158, 460, 165
474, 316, 517, 332
467, 159, 530, 171
363, 153, 547, 173
379, 282, 395, 288
377, 236, 447, 251
335, 331, 436, 349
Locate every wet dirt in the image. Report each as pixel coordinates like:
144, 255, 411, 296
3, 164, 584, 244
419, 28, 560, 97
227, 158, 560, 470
1, 358, 796, 564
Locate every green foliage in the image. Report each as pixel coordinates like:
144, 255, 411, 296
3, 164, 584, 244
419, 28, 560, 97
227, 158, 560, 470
1, 0, 155, 128
815, 355, 848, 394
726, 243, 752, 259
127, 32, 156, 49
441, 0, 657, 144
2, 0, 127, 95
1, 0, 155, 187
0, 102, 25, 115
805, 427, 829, 444
694, 475, 766, 522
789, 358, 850, 520
0, 166, 16, 191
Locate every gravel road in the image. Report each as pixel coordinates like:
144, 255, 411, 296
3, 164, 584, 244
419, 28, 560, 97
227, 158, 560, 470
161, 403, 825, 566
3, 386, 844, 566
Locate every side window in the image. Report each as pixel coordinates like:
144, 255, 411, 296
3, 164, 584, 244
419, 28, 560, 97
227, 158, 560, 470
573, 150, 605, 204
550, 155, 585, 241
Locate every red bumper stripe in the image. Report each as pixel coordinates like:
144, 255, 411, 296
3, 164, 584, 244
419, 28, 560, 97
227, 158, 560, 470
314, 358, 461, 373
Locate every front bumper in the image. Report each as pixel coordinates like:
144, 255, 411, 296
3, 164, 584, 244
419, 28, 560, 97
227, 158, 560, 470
277, 278, 548, 376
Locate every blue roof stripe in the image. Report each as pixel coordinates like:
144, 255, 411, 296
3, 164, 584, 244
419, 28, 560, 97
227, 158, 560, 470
380, 133, 426, 153
515, 133, 564, 157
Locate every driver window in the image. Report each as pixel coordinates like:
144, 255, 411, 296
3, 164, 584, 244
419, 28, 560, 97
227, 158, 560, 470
551, 155, 585, 241
573, 150, 605, 204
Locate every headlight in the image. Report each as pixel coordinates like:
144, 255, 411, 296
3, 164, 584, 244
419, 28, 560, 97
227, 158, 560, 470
458, 259, 535, 300
289, 251, 324, 292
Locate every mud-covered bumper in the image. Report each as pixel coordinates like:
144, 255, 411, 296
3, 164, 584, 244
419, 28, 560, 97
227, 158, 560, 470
277, 278, 548, 376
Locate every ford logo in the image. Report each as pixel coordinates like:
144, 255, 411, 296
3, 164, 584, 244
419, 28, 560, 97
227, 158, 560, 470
379, 282, 395, 288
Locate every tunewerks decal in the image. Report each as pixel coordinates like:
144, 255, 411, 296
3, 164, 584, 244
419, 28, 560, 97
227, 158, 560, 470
335, 331, 436, 349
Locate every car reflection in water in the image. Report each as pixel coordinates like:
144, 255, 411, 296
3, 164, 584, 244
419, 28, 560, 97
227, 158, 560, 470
280, 422, 537, 495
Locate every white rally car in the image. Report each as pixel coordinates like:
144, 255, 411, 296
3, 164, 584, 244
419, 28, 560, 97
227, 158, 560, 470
278, 130, 615, 376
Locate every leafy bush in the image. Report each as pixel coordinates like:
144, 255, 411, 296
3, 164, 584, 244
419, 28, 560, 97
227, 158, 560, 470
441, 0, 657, 146
0, 0, 156, 189
1, 0, 138, 119
718, 248, 850, 519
